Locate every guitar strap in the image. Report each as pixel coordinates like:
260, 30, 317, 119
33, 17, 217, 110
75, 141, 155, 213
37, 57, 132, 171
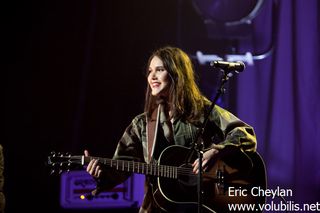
147, 103, 174, 163
159, 104, 174, 144
146, 104, 161, 163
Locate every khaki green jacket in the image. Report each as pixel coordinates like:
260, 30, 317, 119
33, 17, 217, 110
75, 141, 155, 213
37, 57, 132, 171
95, 105, 257, 212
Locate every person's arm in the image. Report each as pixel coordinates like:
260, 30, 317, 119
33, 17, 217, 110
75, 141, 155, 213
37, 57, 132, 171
86, 115, 145, 195
193, 105, 257, 173
211, 105, 257, 152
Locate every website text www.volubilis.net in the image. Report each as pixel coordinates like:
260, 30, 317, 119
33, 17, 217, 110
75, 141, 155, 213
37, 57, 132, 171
226, 186, 319, 212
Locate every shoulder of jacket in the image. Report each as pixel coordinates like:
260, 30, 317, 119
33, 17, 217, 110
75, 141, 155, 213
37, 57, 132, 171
132, 112, 147, 124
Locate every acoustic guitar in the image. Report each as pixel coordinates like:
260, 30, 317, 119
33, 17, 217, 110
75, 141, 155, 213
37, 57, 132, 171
48, 145, 267, 212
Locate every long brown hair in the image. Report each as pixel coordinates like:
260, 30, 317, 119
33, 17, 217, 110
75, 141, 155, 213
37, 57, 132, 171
144, 46, 210, 122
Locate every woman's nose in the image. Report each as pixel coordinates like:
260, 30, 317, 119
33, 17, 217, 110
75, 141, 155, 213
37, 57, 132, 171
150, 71, 157, 79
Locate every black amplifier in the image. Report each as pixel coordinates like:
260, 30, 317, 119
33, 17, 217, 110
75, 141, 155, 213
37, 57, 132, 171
60, 170, 144, 209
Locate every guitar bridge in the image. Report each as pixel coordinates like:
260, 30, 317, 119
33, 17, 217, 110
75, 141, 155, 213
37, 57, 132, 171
216, 166, 227, 195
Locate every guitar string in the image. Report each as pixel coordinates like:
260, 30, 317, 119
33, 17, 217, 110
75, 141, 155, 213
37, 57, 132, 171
66, 156, 202, 177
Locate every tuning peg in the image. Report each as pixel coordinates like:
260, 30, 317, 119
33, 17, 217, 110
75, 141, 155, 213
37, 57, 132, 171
49, 168, 60, 175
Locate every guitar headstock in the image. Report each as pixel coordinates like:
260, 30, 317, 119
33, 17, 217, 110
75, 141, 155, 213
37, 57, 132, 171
47, 151, 84, 174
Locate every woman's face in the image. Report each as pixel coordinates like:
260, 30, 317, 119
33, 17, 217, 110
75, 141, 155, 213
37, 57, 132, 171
147, 56, 170, 97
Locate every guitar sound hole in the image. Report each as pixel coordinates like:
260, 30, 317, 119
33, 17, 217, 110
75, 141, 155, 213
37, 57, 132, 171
178, 164, 197, 187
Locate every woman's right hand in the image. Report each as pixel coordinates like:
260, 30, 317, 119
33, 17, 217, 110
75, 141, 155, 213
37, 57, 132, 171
84, 150, 102, 178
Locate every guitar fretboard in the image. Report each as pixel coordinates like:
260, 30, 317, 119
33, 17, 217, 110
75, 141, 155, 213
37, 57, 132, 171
84, 156, 181, 179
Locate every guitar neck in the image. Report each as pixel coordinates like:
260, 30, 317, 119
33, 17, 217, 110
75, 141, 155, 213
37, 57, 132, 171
83, 156, 179, 179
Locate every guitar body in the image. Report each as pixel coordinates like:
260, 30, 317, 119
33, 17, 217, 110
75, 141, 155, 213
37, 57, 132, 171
152, 145, 267, 213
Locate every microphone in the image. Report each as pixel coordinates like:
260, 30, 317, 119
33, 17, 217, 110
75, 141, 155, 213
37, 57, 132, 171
210, 61, 245, 72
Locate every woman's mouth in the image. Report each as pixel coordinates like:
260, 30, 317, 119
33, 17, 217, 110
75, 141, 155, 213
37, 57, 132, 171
151, 82, 160, 88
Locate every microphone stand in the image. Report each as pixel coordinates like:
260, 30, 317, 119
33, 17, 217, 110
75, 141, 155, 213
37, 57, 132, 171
190, 67, 236, 213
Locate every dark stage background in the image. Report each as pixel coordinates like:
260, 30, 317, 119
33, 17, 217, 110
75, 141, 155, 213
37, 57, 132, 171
4, 0, 319, 212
